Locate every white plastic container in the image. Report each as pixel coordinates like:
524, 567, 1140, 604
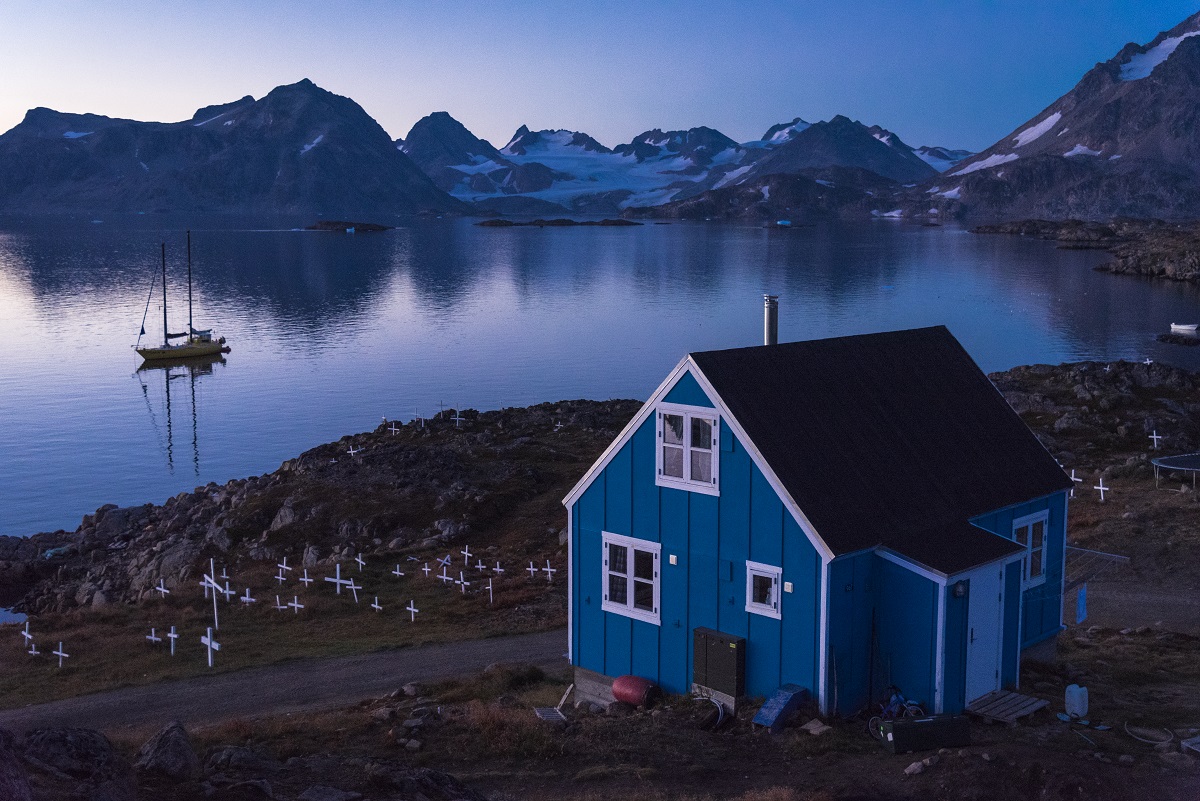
1065, 684, 1089, 718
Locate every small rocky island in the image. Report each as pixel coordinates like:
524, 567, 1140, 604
972, 218, 1200, 283
475, 218, 642, 227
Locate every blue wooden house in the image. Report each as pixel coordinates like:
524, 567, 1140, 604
563, 327, 1071, 716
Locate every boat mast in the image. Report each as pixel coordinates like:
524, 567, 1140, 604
161, 243, 168, 347
186, 230, 193, 338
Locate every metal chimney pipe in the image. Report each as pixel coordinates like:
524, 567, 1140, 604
763, 294, 779, 346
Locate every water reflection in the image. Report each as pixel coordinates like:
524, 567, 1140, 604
135, 354, 226, 477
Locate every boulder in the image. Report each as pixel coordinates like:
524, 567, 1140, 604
0, 729, 33, 801
134, 720, 200, 779
21, 728, 136, 801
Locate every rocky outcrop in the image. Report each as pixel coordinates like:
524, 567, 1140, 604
134, 720, 200, 780
972, 218, 1200, 283
8, 400, 639, 615
20, 728, 136, 801
0, 730, 33, 801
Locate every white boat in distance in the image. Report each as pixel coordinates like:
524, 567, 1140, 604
1170, 323, 1198, 332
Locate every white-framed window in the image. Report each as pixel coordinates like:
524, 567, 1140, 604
601, 532, 661, 625
655, 403, 719, 495
1013, 512, 1048, 589
745, 560, 782, 619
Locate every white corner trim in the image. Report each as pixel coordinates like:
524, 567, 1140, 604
875, 548, 949, 586
562, 357, 713, 508
567, 505, 574, 665
686, 357, 836, 562
934, 582, 946, 714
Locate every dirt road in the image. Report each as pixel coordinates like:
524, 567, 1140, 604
0, 629, 565, 734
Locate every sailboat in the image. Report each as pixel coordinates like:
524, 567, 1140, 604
135, 231, 229, 362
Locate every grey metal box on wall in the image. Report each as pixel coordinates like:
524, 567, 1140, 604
693, 627, 745, 700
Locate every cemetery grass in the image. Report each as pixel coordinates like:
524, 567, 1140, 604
0, 555, 566, 708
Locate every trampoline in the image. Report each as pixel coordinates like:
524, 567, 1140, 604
1151, 452, 1200, 489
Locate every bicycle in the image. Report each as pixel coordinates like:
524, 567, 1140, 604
867, 685, 926, 740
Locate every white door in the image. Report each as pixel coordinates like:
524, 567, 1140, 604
964, 564, 1004, 704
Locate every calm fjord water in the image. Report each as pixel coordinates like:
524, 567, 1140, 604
2, 216, 1198, 537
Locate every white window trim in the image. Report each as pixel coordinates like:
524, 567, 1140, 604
655, 402, 720, 496
745, 560, 782, 619
1013, 511, 1049, 590
601, 531, 661, 625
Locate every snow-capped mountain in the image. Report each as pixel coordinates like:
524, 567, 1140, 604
914, 146, 975, 173
928, 10, 1200, 219
0, 79, 463, 215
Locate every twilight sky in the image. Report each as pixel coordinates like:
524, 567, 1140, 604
0, 1, 1196, 152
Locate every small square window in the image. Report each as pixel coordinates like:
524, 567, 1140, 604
745, 560, 782, 619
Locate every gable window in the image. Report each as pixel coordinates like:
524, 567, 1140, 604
745, 561, 782, 619
1013, 512, 1048, 588
656, 403, 719, 495
601, 532, 661, 625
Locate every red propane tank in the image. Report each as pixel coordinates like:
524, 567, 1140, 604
612, 675, 661, 708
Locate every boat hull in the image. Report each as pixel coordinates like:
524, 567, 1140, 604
137, 341, 227, 361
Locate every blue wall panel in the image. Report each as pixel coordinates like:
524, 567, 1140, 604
631, 619, 661, 683
1003, 561, 1022, 688
604, 613, 632, 678
660, 486, 691, 692
828, 553, 875, 716
605, 442, 632, 537
747, 613, 783, 697
576, 480, 606, 674
780, 515, 821, 693
943, 584, 968, 714
749, 468, 784, 566
663, 370, 713, 407
630, 420, 660, 541
717, 429, 750, 638
875, 558, 938, 712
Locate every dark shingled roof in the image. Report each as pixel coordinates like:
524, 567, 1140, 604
690, 326, 1070, 573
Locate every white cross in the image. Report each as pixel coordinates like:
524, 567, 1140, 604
355, 553, 366, 572
438, 567, 454, 585
406, 600, 419, 621
407, 556, 420, 562
392, 564, 405, 578
27, 642, 39, 656
554, 421, 563, 432
274, 595, 287, 610
452, 408, 465, 428
1144, 358, 1154, 366
475, 559, 487, 572
155, 578, 171, 597
147, 627, 162, 644
1104, 364, 1112, 373
277, 557, 292, 574
52, 642, 69, 668
324, 563, 352, 595
199, 576, 211, 599
422, 562, 431, 578
487, 578, 494, 605
287, 595, 304, 614
543, 560, 556, 583
346, 579, 361, 603
1149, 430, 1163, 449
494, 562, 505, 575
20, 621, 32, 646
1094, 478, 1110, 502
458, 571, 471, 594
389, 422, 401, 435
167, 626, 178, 656
275, 570, 287, 585
371, 596, 383, 612
527, 561, 539, 579
1069, 469, 1082, 498
240, 587, 257, 604
220, 567, 229, 580
348, 445, 363, 456
202, 559, 222, 630
221, 581, 236, 602
461, 544, 473, 564
201, 627, 220, 668
437, 554, 452, 567
299, 569, 314, 587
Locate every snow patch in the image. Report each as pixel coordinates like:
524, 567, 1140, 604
873, 132, 894, 146
193, 112, 227, 127
815, 179, 834, 187
938, 186, 961, 199
1120, 30, 1200, 80
62, 131, 92, 139
928, 208, 939, 215
139, 161, 149, 172
1064, 144, 1102, 157
1012, 112, 1061, 147
713, 165, 752, 189
224, 120, 234, 126
951, 152, 1019, 176
1109, 154, 1123, 161
760, 185, 771, 201
872, 209, 904, 218
300, 134, 324, 155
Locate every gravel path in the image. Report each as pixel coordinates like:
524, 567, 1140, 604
0, 628, 566, 734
